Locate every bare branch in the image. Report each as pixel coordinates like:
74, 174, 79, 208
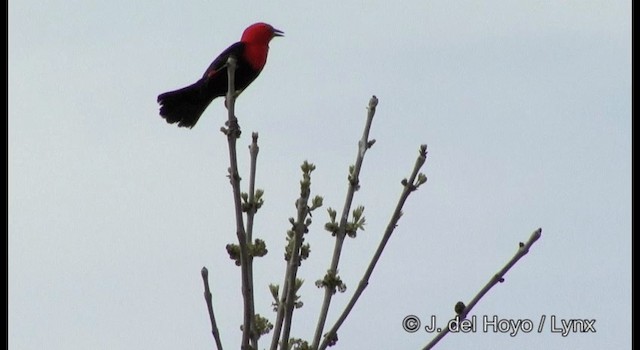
222, 56, 254, 350
311, 96, 379, 349
421, 228, 543, 350
201, 267, 224, 350
318, 145, 428, 350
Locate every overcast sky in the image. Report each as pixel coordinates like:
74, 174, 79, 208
9, 1, 631, 349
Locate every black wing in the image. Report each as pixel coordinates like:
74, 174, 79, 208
202, 41, 246, 79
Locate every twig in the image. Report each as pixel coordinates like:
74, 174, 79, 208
311, 96, 379, 349
201, 267, 224, 350
270, 164, 314, 350
246, 132, 260, 349
421, 228, 543, 350
269, 259, 292, 350
222, 56, 254, 350
281, 180, 312, 349
246, 132, 260, 243
318, 145, 428, 350
269, 267, 290, 349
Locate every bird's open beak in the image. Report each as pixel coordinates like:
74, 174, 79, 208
273, 28, 284, 37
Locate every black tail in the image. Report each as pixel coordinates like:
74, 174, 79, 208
157, 79, 217, 128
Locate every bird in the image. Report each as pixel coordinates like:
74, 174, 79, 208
157, 23, 283, 128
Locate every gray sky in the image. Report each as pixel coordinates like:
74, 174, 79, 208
9, 1, 631, 349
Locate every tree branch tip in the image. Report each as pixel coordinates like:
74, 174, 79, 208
252, 132, 259, 141
201, 267, 209, 278
368, 95, 379, 108
521, 228, 542, 248
532, 228, 542, 239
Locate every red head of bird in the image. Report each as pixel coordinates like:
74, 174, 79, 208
240, 23, 283, 71
241, 23, 284, 46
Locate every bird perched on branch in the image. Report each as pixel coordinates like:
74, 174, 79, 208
157, 23, 283, 128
